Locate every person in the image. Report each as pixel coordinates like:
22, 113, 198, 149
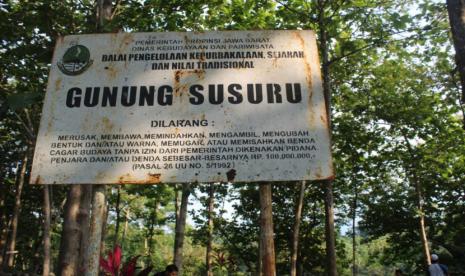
154, 264, 178, 276
428, 254, 448, 276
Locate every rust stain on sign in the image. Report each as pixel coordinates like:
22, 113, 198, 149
104, 65, 119, 79
174, 70, 182, 96
314, 166, 323, 180
174, 69, 206, 104
95, 171, 107, 182
101, 117, 114, 131
295, 32, 313, 94
226, 169, 237, 182
294, 32, 318, 133
118, 173, 162, 184
33, 175, 43, 185
54, 78, 62, 91
120, 33, 134, 48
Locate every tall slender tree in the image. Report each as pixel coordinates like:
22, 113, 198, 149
259, 183, 276, 276
290, 181, 305, 276
5, 151, 29, 269
173, 183, 191, 275
42, 185, 51, 276
206, 183, 215, 276
58, 185, 84, 276
447, 0, 465, 128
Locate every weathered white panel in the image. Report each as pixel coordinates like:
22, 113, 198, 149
31, 30, 333, 184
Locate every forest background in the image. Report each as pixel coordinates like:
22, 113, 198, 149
1, 0, 464, 275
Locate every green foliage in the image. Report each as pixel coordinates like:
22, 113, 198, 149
1, 0, 465, 275
6, 92, 42, 111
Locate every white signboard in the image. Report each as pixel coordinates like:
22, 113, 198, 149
31, 30, 333, 184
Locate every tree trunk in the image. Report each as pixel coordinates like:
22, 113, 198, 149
206, 183, 215, 276
175, 184, 180, 222
121, 209, 130, 252
114, 185, 122, 247
147, 202, 158, 264
101, 200, 110, 256
142, 238, 147, 268
97, 0, 113, 31
447, 0, 465, 107
412, 170, 431, 267
78, 185, 92, 273
413, 178, 431, 266
32, 228, 44, 275
0, 165, 13, 268
297, 245, 303, 276
58, 185, 83, 276
324, 181, 338, 276
402, 135, 431, 267
318, 0, 338, 273
352, 187, 358, 276
82, 1, 112, 274
259, 183, 276, 276
84, 185, 107, 276
258, 232, 263, 276
290, 181, 305, 276
43, 185, 51, 276
173, 183, 191, 275
418, 209, 431, 266
5, 152, 28, 269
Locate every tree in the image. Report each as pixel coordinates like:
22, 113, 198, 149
447, 0, 465, 129
173, 183, 191, 275
290, 181, 305, 276
42, 185, 51, 276
2, 1, 465, 275
351, 38, 465, 273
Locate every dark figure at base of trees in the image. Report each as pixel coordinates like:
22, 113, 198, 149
153, 264, 178, 276
428, 254, 448, 276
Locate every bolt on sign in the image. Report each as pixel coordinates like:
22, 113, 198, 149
30, 30, 334, 185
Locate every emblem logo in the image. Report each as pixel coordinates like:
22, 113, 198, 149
57, 45, 93, 75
